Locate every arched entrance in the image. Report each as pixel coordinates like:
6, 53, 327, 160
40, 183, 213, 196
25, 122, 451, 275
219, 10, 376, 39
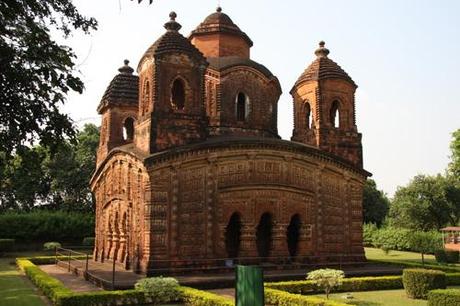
225, 213, 242, 258
256, 213, 273, 258
287, 214, 301, 257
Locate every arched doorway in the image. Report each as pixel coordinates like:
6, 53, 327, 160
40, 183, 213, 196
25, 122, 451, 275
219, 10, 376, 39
256, 213, 273, 258
287, 214, 301, 257
225, 213, 242, 258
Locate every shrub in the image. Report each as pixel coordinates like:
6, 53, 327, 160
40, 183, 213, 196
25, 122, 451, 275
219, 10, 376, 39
0, 211, 94, 242
363, 223, 378, 247
371, 227, 413, 252
403, 268, 446, 299
428, 289, 460, 306
445, 250, 459, 263
408, 231, 443, 266
134, 277, 180, 305
306, 269, 344, 299
82, 237, 95, 247
0, 238, 15, 255
179, 286, 234, 306
435, 249, 448, 263
43, 242, 61, 251
265, 288, 348, 306
265, 275, 403, 294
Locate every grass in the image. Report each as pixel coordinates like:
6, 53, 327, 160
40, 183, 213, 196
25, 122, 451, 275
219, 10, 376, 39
365, 247, 438, 265
314, 289, 428, 306
0, 255, 47, 306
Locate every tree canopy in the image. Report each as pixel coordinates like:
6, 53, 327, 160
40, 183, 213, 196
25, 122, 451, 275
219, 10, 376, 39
362, 179, 390, 226
0, 124, 99, 212
0, 0, 97, 155
448, 129, 460, 179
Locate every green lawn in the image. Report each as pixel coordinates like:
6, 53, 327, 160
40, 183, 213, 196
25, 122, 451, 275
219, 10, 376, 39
314, 289, 427, 306
0, 255, 47, 306
365, 247, 438, 265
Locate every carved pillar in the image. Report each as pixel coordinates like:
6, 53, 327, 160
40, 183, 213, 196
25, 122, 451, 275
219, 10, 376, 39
110, 212, 120, 260
239, 224, 257, 257
118, 213, 127, 263
271, 222, 289, 257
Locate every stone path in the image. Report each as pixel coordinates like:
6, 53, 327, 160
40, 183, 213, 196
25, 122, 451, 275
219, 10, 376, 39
39, 265, 101, 292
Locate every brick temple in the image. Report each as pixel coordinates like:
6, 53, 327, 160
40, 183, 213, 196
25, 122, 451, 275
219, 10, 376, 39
90, 8, 370, 274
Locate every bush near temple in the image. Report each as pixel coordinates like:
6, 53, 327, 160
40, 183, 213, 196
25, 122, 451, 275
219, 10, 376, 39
0, 238, 15, 255
265, 288, 348, 306
0, 211, 94, 243
403, 269, 446, 299
82, 237, 95, 247
428, 289, 460, 306
134, 277, 180, 305
306, 269, 345, 299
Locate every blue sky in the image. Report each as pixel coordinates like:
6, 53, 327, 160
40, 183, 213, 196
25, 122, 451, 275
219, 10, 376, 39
65, 0, 460, 196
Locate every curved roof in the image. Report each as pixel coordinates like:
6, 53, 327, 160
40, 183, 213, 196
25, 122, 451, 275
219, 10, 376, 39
138, 12, 206, 71
189, 7, 253, 47
207, 56, 274, 78
294, 41, 356, 88
98, 60, 139, 114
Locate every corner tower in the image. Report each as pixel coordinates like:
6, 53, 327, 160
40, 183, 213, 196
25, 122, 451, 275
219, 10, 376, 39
135, 12, 209, 154
96, 60, 139, 166
291, 42, 363, 167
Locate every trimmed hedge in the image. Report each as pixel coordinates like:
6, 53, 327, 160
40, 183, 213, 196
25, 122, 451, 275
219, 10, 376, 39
368, 258, 460, 273
0, 238, 15, 254
17, 257, 238, 306
403, 269, 446, 299
428, 289, 460, 306
0, 211, 94, 242
265, 288, 348, 306
446, 251, 459, 263
265, 276, 403, 294
180, 287, 234, 306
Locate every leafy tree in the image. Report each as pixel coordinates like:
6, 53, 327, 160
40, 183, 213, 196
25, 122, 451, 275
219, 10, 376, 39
363, 179, 390, 226
0, 124, 99, 212
388, 175, 453, 231
0, 0, 97, 155
407, 231, 443, 266
307, 269, 345, 299
45, 124, 99, 211
448, 129, 460, 179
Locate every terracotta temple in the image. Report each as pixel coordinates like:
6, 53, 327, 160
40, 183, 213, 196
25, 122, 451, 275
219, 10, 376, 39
90, 8, 370, 274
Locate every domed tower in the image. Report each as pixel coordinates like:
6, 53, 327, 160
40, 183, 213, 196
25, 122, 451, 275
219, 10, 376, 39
291, 42, 363, 167
97, 60, 139, 166
190, 7, 282, 138
135, 12, 209, 154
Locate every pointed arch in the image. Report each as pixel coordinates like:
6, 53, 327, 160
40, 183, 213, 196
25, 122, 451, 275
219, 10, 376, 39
171, 78, 186, 110
330, 100, 340, 128
123, 117, 135, 142
236, 92, 250, 121
287, 214, 301, 257
305, 102, 312, 129
225, 212, 242, 258
256, 212, 273, 258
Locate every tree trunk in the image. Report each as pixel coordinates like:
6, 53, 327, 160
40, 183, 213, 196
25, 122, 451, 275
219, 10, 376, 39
421, 252, 425, 266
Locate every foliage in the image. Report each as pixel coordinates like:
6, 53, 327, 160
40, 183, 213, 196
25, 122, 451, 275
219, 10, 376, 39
362, 223, 378, 247
43, 242, 61, 251
446, 250, 459, 263
134, 277, 180, 305
306, 269, 344, 299
448, 129, 460, 179
370, 227, 413, 252
0, 0, 97, 155
407, 231, 443, 266
389, 174, 460, 231
82, 237, 95, 247
428, 289, 460, 306
0, 239, 14, 255
265, 288, 348, 306
434, 249, 448, 263
266, 275, 403, 295
363, 179, 390, 226
179, 286, 234, 306
0, 124, 99, 212
402, 268, 446, 299
0, 211, 94, 242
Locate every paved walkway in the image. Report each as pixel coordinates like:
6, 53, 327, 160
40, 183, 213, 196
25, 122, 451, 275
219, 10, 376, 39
40, 265, 101, 292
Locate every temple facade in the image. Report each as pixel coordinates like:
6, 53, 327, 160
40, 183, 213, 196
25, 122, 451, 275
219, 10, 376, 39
90, 8, 370, 274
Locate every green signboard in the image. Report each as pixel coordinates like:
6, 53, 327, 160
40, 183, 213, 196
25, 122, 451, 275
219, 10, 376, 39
236, 265, 264, 306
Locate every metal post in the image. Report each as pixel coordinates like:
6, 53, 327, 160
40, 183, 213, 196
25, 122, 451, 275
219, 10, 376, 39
68, 250, 72, 272
86, 254, 89, 273
112, 259, 116, 290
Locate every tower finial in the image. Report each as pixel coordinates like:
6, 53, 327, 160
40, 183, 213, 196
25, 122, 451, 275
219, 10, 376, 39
119, 59, 134, 75
216, 6, 222, 12
315, 40, 330, 58
164, 11, 182, 31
